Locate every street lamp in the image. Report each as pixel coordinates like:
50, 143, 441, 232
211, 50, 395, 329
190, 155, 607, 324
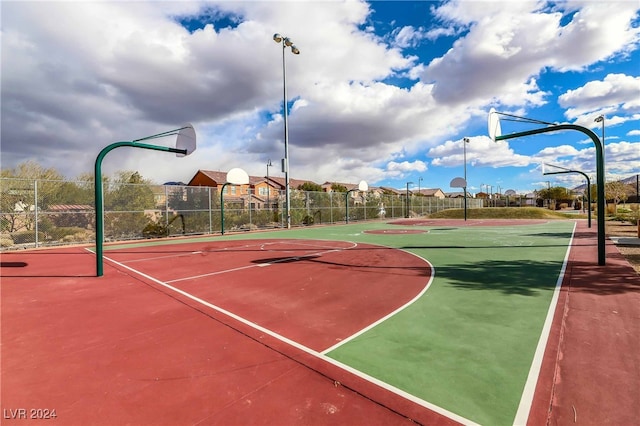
594, 115, 604, 145
463, 138, 470, 184
595, 114, 606, 178
273, 33, 300, 229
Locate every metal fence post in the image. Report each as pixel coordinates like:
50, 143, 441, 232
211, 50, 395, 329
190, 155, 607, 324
34, 180, 39, 247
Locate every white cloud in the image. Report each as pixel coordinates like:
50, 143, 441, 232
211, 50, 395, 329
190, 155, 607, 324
428, 136, 532, 169
385, 160, 428, 177
559, 74, 640, 119
421, 1, 639, 108
1, 0, 638, 190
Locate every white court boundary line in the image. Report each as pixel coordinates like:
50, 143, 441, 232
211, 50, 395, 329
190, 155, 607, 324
322, 249, 435, 354
101, 243, 476, 426
512, 221, 576, 425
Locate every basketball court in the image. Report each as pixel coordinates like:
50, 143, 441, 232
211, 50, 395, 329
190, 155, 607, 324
2, 219, 638, 425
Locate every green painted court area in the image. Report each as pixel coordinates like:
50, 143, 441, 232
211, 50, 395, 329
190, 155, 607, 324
106, 219, 575, 425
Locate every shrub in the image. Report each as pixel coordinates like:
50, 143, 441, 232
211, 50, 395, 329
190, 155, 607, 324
47, 227, 86, 241
61, 230, 94, 243
142, 221, 167, 238
10, 231, 43, 244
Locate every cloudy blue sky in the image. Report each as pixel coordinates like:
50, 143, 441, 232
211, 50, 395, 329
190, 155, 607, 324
2, 0, 639, 195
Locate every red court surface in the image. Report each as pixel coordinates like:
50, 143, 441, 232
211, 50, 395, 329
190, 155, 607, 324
2, 222, 638, 425
2, 239, 451, 425
527, 220, 640, 426
102, 239, 431, 352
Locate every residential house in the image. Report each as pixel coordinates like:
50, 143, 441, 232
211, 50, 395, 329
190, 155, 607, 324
188, 170, 254, 208
187, 170, 319, 210
413, 188, 446, 199
379, 187, 405, 197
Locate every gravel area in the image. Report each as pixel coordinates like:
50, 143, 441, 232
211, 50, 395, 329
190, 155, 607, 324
606, 220, 640, 275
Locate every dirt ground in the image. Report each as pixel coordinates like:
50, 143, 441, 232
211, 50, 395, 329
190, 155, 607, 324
606, 220, 640, 275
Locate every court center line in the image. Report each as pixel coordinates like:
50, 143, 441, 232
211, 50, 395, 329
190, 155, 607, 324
102, 251, 475, 426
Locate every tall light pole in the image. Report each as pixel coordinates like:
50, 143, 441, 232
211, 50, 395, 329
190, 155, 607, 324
273, 33, 300, 229
594, 115, 605, 145
595, 114, 605, 179
463, 138, 469, 184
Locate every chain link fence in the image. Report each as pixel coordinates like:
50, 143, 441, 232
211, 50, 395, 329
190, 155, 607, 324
1, 178, 482, 250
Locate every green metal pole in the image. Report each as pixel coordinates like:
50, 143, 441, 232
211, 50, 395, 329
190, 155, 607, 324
345, 189, 355, 224
220, 183, 229, 235
543, 169, 591, 228
496, 124, 605, 265
94, 141, 186, 276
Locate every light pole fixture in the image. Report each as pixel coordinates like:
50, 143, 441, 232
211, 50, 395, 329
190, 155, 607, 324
594, 115, 604, 144
489, 108, 606, 265
463, 137, 470, 184
594, 114, 606, 178
273, 33, 300, 229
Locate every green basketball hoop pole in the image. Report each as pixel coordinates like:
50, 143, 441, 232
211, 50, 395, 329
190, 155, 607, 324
495, 124, 605, 265
543, 166, 592, 229
94, 141, 187, 276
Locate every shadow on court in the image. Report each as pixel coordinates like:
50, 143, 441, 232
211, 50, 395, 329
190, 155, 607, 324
432, 259, 562, 296
0, 248, 95, 277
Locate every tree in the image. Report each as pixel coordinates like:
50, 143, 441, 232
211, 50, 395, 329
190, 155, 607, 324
1, 161, 65, 232
330, 183, 348, 193
103, 171, 156, 239
605, 181, 629, 213
298, 182, 322, 192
